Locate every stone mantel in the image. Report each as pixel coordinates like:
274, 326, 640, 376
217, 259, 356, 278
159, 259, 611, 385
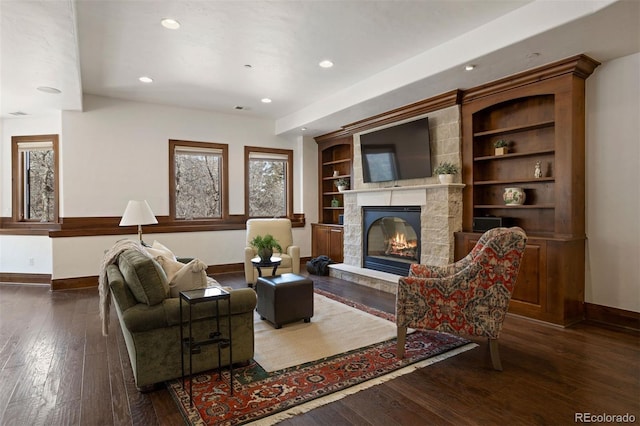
342, 183, 465, 207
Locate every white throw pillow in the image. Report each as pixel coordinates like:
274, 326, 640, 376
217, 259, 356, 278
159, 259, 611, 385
154, 255, 185, 283
168, 258, 208, 298
145, 240, 177, 262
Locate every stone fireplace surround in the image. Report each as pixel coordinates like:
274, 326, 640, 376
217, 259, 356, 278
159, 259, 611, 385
328, 103, 463, 294
330, 184, 463, 293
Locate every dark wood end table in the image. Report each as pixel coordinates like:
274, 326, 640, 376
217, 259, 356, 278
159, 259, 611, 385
250, 256, 282, 286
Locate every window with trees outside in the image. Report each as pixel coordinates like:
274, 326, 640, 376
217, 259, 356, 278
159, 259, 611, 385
169, 140, 229, 220
245, 146, 293, 218
12, 135, 59, 223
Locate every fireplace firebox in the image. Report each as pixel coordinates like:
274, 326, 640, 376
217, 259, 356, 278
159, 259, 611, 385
362, 206, 421, 276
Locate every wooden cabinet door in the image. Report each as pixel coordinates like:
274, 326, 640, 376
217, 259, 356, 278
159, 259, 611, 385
311, 224, 344, 263
455, 232, 547, 319
311, 224, 329, 259
328, 226, 344, 262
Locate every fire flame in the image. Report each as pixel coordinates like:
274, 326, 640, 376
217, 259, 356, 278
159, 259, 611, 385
387, 232, 417, 257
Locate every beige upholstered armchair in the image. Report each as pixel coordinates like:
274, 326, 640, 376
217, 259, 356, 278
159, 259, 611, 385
244, 218, 300, 285
396, 227, 527, 370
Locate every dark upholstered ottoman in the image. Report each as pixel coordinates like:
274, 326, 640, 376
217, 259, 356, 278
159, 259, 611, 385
255, 273, 314, 329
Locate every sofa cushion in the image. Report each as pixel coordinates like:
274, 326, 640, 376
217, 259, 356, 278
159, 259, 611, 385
121, 300, 173, 332
118, 249, 169, 306
145, 240, 177, 262
168, 258, 208, 298
154, 255, 186, 281
154, 255, 231, 297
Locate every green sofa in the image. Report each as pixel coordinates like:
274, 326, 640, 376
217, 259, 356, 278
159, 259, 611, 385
107, 249, 257, 390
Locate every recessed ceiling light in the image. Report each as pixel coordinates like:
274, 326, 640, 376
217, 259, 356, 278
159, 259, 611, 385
301, 127, 307, 131
37, 86, 61, 94
139, 76, 153, 83
465, 64, 476, 71
234, 106, 245, 110
244, 64, 253, 69
9, 111, 28, 116
161, 18, 180, 30
319, 60, 334, 68
261, 98, 272, 104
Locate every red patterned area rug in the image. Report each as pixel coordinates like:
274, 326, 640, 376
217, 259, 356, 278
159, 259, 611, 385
167, 289, 475, 426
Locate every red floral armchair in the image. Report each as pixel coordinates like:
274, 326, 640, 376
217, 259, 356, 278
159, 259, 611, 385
396, 227, 527, 370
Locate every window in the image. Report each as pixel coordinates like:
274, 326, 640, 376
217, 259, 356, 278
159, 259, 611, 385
245, 146, 293, 218
12, 135, 59, 223
169, 140, 228, 220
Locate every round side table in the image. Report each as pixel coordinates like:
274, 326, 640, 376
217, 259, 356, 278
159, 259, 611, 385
250, 256, 282, 286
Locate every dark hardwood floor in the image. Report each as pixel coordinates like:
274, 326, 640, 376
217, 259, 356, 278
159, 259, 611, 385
1, 272, 638, 425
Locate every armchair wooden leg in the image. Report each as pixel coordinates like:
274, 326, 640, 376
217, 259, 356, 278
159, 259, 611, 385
397, 326, 407, 359
489, 338, 503, 371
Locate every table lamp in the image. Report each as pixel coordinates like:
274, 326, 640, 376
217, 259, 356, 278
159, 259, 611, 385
119, 200, 158, 245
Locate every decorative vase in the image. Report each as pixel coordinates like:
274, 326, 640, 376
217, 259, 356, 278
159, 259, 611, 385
438, 174, 454, 184
503, 187, 526, 205
331, 197, 340, 207
333, 170, 339, 177
337, 185, 346, 192
258, 248, 273, 263
495, 147, 508, 156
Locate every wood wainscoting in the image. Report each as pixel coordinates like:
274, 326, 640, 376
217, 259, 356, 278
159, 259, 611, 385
51, 276, 98, 291
0, 273, 51, 285
585, 303, 640, 332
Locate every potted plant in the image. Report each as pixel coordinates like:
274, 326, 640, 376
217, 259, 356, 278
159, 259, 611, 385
250, 234, 283, 262
335, 177, 350, 192
494, 139, 509, 156
433, 161, 458, 184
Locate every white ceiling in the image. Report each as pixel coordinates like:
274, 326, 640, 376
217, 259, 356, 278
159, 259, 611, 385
1, 0, 638, 138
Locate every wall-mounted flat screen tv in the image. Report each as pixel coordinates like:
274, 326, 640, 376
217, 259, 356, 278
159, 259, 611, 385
360, 117, 432, 183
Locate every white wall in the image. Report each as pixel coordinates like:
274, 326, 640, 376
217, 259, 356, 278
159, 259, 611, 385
0, 235, 52, 274
1, 96, 314, 278
0, 113, 61, 274
586, 52, 640, 312
1, 113, 62, 216
50, 229, 310, 280
299, 135, 319, 225
62, 95, 300, 216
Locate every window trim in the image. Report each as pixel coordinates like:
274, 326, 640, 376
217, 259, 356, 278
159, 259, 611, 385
244, 146, 293, 218
11, 134, 60, 224
169, 139, 229, 221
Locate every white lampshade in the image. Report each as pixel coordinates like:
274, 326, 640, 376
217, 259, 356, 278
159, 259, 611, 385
119, 200, 158, 227
119, 200, 158, 243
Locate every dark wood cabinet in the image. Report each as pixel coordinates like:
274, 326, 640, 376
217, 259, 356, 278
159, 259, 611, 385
311, 223, 344, 263
315, 135, 352, 225
455, 232, 585, 325
457, 55, 599, 326
312, 134, 352, 262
